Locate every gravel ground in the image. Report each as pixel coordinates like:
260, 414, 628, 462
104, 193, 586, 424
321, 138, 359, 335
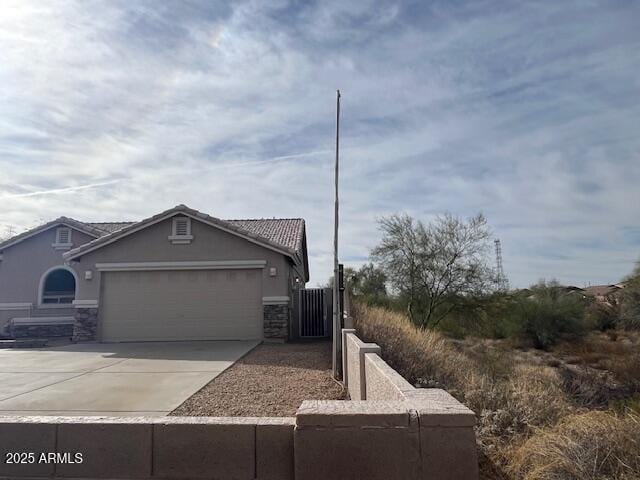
171, 341, 347, 417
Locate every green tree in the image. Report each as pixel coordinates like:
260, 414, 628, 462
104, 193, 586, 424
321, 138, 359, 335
512, 280, 588, 348
348, 263, 387, 303
371, 213, 494, 327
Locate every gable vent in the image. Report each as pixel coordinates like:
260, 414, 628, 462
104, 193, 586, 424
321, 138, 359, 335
175, 218, 189, 236
53, 227, 73, 250
169, 216, 193, 244
57, 228, 70, 244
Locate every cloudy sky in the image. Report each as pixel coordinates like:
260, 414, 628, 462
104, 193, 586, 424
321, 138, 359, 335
1, 1, 639, 288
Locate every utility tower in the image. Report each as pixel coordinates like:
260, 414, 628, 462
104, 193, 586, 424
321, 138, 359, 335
494, 238, 509, 291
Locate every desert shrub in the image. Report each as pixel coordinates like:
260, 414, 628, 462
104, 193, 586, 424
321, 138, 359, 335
474, 364, 572, 438
506, 365, 572, 428
610, 395, 640, 415
435, 284, 591, 346
353, 303, 573, 436
354, 303, 640, 479
508, 410, 640, 480
603, 352, 640, 393
556, 332, 640, 396
434, 293, 523, 339
351, 302, 470, 391
559, 365, 617, 408
619, 262, 640, 329
585, 301, 619, 331
510, 282, 589, 348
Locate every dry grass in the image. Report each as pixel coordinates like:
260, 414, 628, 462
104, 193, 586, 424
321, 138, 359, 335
354, 304, 571, 435
353, 303, 640, 479
605, 353, 640, 391
555, 331, 640, 404
556, 331, 639, 364
508, 411, 640, 480
352, 302, 471, 392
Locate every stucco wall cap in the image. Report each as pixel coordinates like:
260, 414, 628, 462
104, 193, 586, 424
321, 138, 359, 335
404, 390, 476, 427
296, 400, 411, 427
0, 415, 296, 426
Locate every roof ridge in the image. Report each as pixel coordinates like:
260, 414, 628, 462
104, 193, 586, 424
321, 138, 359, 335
83, 221, 135, 224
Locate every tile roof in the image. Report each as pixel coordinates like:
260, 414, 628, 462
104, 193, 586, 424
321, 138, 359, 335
2, 215, 304, 255
227, 219, 305, 253
76, 216, 305, 254
584, 285, 622, 297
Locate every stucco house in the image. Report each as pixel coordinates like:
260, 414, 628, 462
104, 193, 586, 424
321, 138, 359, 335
0, 205, 308, 342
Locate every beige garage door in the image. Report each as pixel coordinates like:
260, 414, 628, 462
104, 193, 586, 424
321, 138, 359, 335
100, 269, 263, 341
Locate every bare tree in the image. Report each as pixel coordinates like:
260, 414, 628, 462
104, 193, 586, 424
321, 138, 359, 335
372, 213, 494, 327
0, 225, 17, 242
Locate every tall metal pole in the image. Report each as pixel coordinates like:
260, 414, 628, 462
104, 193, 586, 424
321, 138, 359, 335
332, 90, 341, 379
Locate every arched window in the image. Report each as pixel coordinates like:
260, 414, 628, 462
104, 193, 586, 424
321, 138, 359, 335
40, 267, 76, 305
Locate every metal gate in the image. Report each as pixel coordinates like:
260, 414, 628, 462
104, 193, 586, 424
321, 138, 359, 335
299, 288, 330, 338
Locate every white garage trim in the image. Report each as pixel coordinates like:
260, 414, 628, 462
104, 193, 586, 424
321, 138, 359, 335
73, 299, 99, 308
0, 302, 32, 310
95, 260, 267, 272
263, 296, 290, 305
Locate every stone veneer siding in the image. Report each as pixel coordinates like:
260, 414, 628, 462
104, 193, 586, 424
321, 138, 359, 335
11, 323, 74, 339
73, 308, 98, 342
264, 303, 289, 340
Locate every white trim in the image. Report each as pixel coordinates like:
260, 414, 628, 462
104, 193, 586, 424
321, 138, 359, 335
37, 265, 78, 308
96, 260, 267, 272
262, 296, 290, 305
10, 316, 75, 326
52, 243, 73, 251
168, 234, 194, 244
72, 300, 99, 308
0, 302, 33, 311
65, 211, 295, 262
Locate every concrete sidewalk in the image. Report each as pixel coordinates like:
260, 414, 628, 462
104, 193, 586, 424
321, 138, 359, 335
0, 341, 258, 416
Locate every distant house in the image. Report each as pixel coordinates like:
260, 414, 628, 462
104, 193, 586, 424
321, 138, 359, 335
563, 285, 587, 296
583, 284, 624, 304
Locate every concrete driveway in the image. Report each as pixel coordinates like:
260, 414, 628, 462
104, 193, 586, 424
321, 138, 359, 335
0, 341, 258, 416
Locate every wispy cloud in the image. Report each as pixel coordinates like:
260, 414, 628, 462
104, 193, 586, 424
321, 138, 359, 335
200, 150, 333, 170
0, 180, 123, 199
0, 0, 639, 286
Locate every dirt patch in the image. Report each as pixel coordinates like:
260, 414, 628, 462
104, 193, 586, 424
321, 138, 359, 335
171, 341, 347, 417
